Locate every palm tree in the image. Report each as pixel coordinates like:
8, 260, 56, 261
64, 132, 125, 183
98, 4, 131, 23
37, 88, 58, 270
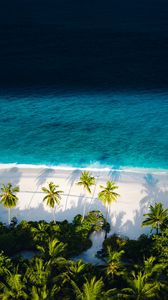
72, 276, 104, 300
0, 251, 13, 278
31, 285, 60, 300
31, 285, 48, 300
142, 202, 168, 234
77, 171, 95, 221
0, 271, 28, 299
37, 238, 66, 260
25, 257, 48, 287
42, 182, 63, 223
64, 259, 87, 286
31, 221, 49, 243
104, 246, 125, 280
0, 183, 19, 225
143, 256, 163, 280
98, 180, 119, 220
67, 260, 87, 279
120, 271, 160, 299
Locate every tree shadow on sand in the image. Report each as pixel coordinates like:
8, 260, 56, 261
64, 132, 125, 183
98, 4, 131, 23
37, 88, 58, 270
2, 171, 167, 239
11, 192, 105, 225
26, 168, 56, 209
0, 167, 22, 187
122, 173, 168, 238
108, 164, 122, 182
109, 211, 126, 236
64, 169, 81, 210
36, 168, 56, 187
14, 203, 52, 223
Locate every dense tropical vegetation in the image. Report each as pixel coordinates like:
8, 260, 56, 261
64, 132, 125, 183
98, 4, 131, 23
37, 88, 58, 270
0, 173, 167, 299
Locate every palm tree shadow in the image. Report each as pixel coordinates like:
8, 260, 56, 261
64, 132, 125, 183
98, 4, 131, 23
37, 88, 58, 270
0, 167, 22, 187
52, 194, 86, 221
36, 168, 56, 187
108, 164, 122, 182
131, 174, 160, 237
141, 173, 159, 205
64, 169, 81, 210
109, 211, 126, 236
123, 173, 167, 238
142, 173, 168, 207
88, 196, 106, 218
13, 202, 53, 223
26, 168, 56, 209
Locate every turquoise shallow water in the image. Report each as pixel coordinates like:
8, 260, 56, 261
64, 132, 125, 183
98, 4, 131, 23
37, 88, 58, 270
0, 90, 168, 169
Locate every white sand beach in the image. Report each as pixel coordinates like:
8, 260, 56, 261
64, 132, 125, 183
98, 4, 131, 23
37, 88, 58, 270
0, 164, 167, 239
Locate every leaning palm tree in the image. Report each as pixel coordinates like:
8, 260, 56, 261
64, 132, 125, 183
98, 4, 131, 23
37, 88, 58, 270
0, 183, 19, 225
142, 202, 168, 234
42, 182, 63, 223
98, 180, 119, 220
77, 171, 95, 221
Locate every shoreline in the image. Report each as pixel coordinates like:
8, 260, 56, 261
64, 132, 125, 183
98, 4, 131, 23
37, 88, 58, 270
0, 163, 168, 175
0, 163, 167, 239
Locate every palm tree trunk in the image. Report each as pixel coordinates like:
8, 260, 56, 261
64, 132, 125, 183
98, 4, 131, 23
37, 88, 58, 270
156, 223, 159, 235
88, 177, 98, 211
8, 208, 11, 225
81, 188, 86, 222
53, 208, 56, 224
82, 201, 86, 222
105, 204, 109, 240
105, 204, 109, 221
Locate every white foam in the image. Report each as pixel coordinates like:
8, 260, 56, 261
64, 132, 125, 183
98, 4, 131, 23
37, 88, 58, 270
0, 162, 167, 175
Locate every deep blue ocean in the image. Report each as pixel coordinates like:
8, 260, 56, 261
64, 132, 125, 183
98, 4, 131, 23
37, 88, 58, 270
0, 0, 168, 169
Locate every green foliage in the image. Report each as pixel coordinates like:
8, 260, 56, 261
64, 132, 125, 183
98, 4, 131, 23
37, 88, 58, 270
103, 234, 153, 265
0, 220, 34, 255
77, 171, 96, 221
37, 237, 66, 260
120, 271, 160, 299
103, 234, 127, 252
98, 181, 120, 222
0, 271, 28, 299
72, 276, 104, 300
98, 181, 119, 207
123, 235, 153, 264
0, 251, 13, 279
0, 183, 19, 209
42, 182, 63, 223
142, 202, 168, 234
104, 246, 125, 280
0, 183, 19, 225
74, 211, 108, 234
152, 227, 168, 279
0, 205, 167, 299
77, 171, 95, 194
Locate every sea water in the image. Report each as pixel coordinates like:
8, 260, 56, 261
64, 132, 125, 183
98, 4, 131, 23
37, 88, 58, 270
0, 90, 168, 169
0, 0, 168, 170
